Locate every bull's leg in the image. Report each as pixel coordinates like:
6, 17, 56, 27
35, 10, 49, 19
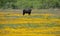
28, 12, 31, 15
23, 12, 25, 15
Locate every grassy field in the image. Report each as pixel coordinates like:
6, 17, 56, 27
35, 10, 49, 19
0, 9, 60, 36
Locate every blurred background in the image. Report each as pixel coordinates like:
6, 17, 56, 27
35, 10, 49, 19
0, 0, 60, 9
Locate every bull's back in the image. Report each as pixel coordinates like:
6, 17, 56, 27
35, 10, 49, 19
23, 8, 32, 13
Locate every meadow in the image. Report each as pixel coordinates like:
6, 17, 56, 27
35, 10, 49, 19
0, 9, 60, 36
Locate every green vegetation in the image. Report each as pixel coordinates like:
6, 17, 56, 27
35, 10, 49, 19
0, 0, 60, 9
0, 23, 60, 29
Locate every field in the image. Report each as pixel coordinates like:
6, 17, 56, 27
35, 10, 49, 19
0, 9, 60, 36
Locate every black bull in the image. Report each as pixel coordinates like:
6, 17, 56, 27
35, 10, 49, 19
23, 8, 32, 15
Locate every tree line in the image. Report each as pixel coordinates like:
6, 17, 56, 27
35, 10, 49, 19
0, 0, 60, 9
